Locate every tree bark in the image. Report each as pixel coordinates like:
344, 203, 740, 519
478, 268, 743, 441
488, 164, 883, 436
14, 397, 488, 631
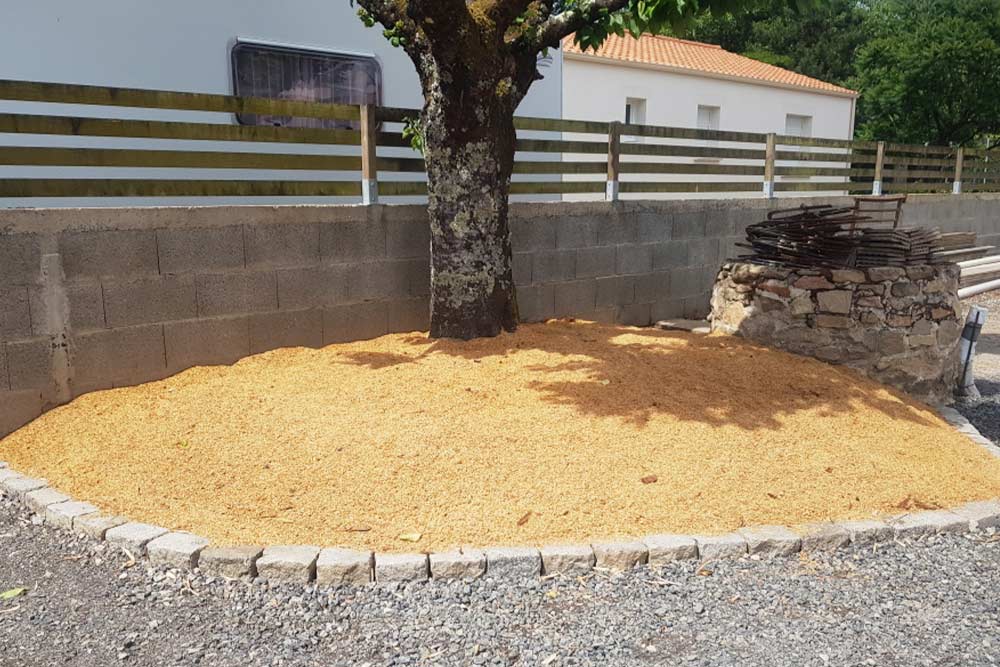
417, 57, 527, 339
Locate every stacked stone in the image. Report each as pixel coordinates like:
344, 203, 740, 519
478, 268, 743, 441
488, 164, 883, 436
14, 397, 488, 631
710, 262, 963, 403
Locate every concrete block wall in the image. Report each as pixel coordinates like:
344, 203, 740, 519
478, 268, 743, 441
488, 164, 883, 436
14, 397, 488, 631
1, 193, 998, 437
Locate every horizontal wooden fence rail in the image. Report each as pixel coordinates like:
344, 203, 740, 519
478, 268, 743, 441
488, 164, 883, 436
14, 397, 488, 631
0, 78, 997, 202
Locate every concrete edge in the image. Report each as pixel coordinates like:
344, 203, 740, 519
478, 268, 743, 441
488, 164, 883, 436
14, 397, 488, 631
0, 406, 996, 586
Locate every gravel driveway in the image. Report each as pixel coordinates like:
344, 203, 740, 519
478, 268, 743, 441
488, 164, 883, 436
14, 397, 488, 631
2, 498, 999, 667
957, 292, 1000, 444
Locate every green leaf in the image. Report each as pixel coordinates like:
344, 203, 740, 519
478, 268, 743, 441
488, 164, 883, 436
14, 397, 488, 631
1, 587, 27, 600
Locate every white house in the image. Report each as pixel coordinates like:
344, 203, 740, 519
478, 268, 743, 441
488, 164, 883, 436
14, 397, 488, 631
0, 0, 563, 207
560, 33, 859, 199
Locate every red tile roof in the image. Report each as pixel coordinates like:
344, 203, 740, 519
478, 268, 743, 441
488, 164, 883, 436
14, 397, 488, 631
562, 34, 857, 97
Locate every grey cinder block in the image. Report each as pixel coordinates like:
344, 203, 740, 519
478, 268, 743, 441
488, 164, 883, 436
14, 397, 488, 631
23, 487, 70, 513
0, 390, 44, 439
320, 220, 387, 262
45, 500, 99, 530
533, 250, 576, 282
146, 532, 210, 569
429, 549, 487, 580
616, 302, 652, 326
637, 212, 674, 243
157, 225, 245, 274
0, 287, 31, 338
2, 475, 48, 498
59, 229, 158, 280
248, 309, 324, 353
375, 553, 430, 583
512, 252, 532, 286
6, 338, 54, 392
651, 241, 689, 270
246, 222, 321, 268
695, 533, 748, 560
738, 526, 802, 557
555, 216, 599, 249
71, 324, 168, 392
317, 548, 374, 586
634, 271, 671, 303
592, 541, 649, 570
0, 232, 43, 285
276, 265, 351, 311
105, 522, 170, 554
950, 500, 1000, 531
553, 280, 597, 318
595, 275, 635, 308
256, 546, 321, 583
510, 218, 556, 252
615, 244, 654, 276
889, 510, 968, 537
323, 301, 389, 344
74, 513, 128, 540
798, 523, 851, 552
517, 284, 556, 323
196, 272, 278, 318
198, 546, 263, 579
385, 220, 430, 259
575, 246, 616, 279
388, 296, 431, 333
539, 544, 595, 575
840, 519, 893, 545
484, 546, 541, 579
164, 316, 250, 373
349, 260, 411, 301
102, 275, 198, 328
644, 534, 698, 565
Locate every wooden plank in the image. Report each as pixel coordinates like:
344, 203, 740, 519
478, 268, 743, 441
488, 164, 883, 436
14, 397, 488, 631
621, 162, 764, 175
0, 79, 360, 121
620, 181, 761, 193
375, 106, 419, 123
874, 141, 885, 185
774, 181, 873, 192
774, 149, 855, 162
517, 138, 610, 154
880, 182, 953, 194
0, 145, 363, 171
881, 155, 957, 167
883, 142, 954, 156
620, 143, 766, 160
511, 181, 606, 194
764, 133, 776, 194
0, 179, 362, 198
378, 181, 428, 196
607, 122, 621, 189
515, 116, 609, 134
774, 135, 874, 150
376, 156, 425, 172
515, 161, 607, 174
955, 146, 964, 186
0, 112, 361, 145
621, 123, 767, 144
775, 166, 875, 177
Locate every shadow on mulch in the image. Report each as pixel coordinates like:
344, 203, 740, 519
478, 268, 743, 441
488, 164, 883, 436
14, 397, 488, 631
339, 320, 941, 432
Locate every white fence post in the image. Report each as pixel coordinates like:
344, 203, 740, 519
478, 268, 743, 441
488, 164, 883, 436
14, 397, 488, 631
763, 133, 776, 199
360, 104, 378, 205
606, 121, 621, 202
872, 141, 885, 195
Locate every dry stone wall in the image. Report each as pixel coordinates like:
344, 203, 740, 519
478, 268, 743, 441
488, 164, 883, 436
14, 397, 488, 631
710, 262, 963, 403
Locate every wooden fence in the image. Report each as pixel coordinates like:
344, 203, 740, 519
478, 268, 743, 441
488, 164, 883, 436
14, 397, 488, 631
0, 78, 996, 202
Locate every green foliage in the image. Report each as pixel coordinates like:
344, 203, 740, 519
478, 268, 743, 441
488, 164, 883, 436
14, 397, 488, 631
676, 0, 865, 87
402, 116, 425, 154
853, 0, 1000, 146
565, 0, 821, 53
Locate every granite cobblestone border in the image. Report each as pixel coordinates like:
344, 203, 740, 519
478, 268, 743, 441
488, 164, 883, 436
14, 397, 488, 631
1, 407, 998, 588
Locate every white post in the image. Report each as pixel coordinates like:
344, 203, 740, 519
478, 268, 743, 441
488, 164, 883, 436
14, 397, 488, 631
953, 146, 964, 195
360, 104, 378, 205
872, 140, 885, 196
763, 133, 776, 199
606, 121, 621, 202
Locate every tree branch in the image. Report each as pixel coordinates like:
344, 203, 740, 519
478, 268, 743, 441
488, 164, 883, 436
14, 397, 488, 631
528, 0, 631, 50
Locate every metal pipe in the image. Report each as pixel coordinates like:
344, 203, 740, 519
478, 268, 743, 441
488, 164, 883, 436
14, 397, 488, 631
958, 255, 1000, 269
956, 306, 988, 398
958, 278, 1000, 300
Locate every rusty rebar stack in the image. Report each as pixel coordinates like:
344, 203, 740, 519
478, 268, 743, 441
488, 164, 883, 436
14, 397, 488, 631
736, 204, 943, 269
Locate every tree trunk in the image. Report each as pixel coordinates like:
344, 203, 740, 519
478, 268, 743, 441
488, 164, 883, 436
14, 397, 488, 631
420, 78, 520, 340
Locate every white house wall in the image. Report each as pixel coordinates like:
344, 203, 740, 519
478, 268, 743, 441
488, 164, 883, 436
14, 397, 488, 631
0, 0, 563, 207
561, 55, 857, 201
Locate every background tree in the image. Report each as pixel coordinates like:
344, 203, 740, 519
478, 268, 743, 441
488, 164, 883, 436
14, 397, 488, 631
677, 0, 865, 88
353, 0, 816, 340
853, 0, 1000, 146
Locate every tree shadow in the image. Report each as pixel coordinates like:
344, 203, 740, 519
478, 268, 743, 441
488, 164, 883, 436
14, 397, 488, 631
337, 320, 941, 432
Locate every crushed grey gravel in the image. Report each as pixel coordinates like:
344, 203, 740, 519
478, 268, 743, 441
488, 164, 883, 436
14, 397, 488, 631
2, 496, 999, 666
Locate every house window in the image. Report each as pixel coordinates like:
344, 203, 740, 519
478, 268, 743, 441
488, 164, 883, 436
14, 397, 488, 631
785, 114, 813, 137
231, 41, 382, 130
696, 105, 721, 132
624, 97, 646, 142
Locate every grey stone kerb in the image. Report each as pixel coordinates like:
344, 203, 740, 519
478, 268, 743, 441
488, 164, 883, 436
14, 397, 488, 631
0, 406, 997, 588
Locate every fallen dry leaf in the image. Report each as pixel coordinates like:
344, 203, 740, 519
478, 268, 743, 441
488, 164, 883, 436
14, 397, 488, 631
398, 532, 422, 543
641, 475, 658, 484
517, 511, 533, 526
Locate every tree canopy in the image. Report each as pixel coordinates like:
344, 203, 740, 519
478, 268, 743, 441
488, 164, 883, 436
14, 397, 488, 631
853, 0, 1000, 146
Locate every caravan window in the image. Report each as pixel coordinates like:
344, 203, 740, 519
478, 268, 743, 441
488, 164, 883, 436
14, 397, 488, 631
231, 42, 381, 129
